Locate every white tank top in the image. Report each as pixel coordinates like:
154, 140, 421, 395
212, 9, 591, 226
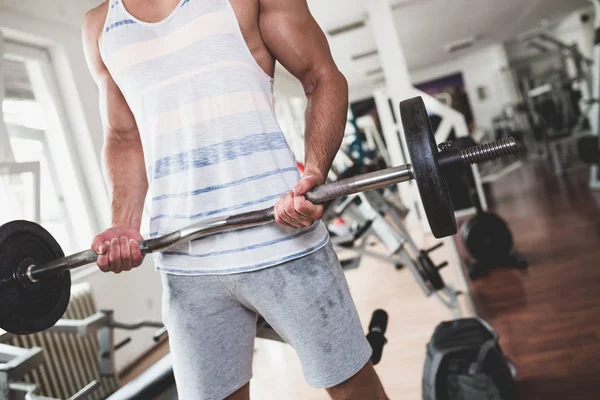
100, 0, 329, 275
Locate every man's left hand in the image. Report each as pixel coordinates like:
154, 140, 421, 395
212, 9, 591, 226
274, 173, 325, 228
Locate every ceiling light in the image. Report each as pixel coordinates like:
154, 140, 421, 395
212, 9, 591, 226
366, 67, 384, 76
327, 20, 366, 36
352, 49, 379, 61
444, 36, 476, 53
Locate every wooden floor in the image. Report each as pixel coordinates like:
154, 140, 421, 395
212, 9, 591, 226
461, 162, 600, 400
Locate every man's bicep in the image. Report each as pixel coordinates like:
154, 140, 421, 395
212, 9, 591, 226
100, 75, 138, 136
258, 0, 339, 91
82, 7, 137, 136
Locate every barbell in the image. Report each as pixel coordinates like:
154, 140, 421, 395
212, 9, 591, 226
0, 97, 518, 335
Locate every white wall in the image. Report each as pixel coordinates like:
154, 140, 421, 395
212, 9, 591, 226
0, 0, 163, 373
340, 44, 521, 132
554, 6, 595, 60
409, 44, 520, 131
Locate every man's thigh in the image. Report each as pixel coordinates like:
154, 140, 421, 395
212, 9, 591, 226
161, 273, 257, 400
231, 242, 373, 389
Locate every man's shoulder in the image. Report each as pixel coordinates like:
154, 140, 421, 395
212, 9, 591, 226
83, 1, 109, 40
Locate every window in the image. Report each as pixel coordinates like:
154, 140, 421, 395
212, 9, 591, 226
1, 43, 93, 254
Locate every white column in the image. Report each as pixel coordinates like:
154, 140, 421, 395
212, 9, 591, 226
365, 0, 413, 98
365, 0, 422, 229
365, 0, 414, 164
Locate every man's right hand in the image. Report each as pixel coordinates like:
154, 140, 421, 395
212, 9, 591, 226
91, 227, 145, 274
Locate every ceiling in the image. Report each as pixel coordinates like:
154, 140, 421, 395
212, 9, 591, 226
302, 0, 591, 91
1, 0, 591, 98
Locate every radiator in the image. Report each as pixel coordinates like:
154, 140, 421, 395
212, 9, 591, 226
9, 283, 119, 399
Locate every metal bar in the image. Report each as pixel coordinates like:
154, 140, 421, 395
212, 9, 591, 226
27, 164, 414, 281
69, 380, 99, 400
0, 344, 44, 380
97, 326, 113, 377
153, 327, 168, 343
13, 137, 518, 285
48, 312, 108, 336
109, 321, 163, 331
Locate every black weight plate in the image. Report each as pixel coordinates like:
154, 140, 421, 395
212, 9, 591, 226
461, 212, 513, 262
577, 135, 600, 164
417, 253, 446, 291
0, 220, 70, 334
400, 97, 457, 238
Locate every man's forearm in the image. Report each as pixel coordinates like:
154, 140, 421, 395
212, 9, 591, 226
303, 69, 348, 183
103, 133, 148, 229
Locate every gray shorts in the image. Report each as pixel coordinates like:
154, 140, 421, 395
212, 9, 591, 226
161, 242, 372, 400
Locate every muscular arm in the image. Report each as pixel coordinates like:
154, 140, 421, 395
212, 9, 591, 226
82, 5, 148, 230
259, 0, 348, 185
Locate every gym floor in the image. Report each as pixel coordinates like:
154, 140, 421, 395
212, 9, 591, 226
122, 161, 600, 399
459, 162, 600, 400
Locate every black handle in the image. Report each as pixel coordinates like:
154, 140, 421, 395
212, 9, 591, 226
367, 309, 388, 365
101, 337, 131, 358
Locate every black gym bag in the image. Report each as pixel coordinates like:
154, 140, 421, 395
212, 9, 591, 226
422, 318, 517, 400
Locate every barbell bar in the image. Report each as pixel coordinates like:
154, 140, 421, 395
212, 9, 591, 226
0, 97, 519, 335
5, 136, 515, 288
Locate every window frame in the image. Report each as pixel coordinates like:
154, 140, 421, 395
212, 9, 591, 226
1, 38, 96, 253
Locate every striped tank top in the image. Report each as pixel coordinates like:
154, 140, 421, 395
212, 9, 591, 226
100, 0, 329, 275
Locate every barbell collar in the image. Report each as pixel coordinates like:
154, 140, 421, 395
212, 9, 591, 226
437, 137, 518, 169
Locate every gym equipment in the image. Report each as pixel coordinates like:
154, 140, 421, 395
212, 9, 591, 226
578, 135, 600, 164
0, 302, 165, 400
590, 0, 600, 190
422, 318, 517, 400
366, 309, 388, 366
0, 219, 71, 335
0, 282, 306, 400
514, 28, 596, 176
455, 143, 527, 279
327, 189, 460, 316
0, 96, 519, 335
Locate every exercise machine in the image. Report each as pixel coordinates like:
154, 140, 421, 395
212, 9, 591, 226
328, 189, 461, 316
515, 29, 595, 176
0, 306, 164, 400
454, 142, 527, 279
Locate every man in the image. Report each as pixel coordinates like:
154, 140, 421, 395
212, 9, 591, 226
82, 0, 388, 398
